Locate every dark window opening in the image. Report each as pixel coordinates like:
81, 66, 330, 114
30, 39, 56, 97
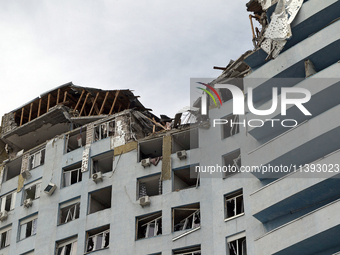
4, 157, 22, 182
223, 150, 241, 178
65, 128, 86, 153
172, 129, 199, 153
92, 151, 114, 175
88, 187, 112, 214
139, 138, 163, 162
228, 237, 247, 255
173, 203, 200, 232
56, 237, 77, 255
137, 174, 162, 199
136, 212, 162, 240
225, 190, 244, 220
173, 245, 201, 255
86, 225, 109, 252
173, 166, 199, 191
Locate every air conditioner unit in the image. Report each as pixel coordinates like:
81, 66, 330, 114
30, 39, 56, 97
177, 150, 187, 160
44, 183, 57, 196
0, 211, 8, 222
21, 170, 32, 180
23, 198, 33, 208
141, 158, 151, 168
139, 196, 150, 206
92, 172, 103, 183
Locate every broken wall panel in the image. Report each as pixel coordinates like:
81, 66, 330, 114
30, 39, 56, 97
113, 141, 137, 156
81, 145, 90, 173
17, 153, 29, 192
161, 135, 172, 181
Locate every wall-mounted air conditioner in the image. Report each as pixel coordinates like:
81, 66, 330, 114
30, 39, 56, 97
21, 170, 32, 180
0, 211, 8, 222
44, 183, 57, 196
23, 198, 33, 208
141, 158, 151, 168
92, 172, 103, 183
176, 150, 187, 160
139, 196, 150, 206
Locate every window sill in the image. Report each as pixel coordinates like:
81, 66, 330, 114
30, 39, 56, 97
85, 247, 109, 254
224, 213, 245, 222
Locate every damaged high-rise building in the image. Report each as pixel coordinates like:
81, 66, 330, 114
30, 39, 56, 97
1, 0, 340, 254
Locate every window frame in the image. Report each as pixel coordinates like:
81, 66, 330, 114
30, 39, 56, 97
22, 180, 42, 203
58, 198, 81, 225
28, 149, 45, 170
85, 229, 110, 253
224, 190, 244, 221
0, 225, 11, 249
56, 236, 78, 255
0, 190, 16, 212
18, 214, 38, 241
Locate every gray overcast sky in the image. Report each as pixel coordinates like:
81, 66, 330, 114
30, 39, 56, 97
0, 0, 253, 120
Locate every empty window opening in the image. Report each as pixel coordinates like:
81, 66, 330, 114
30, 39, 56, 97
56, 236, 77, 255
0, 227, 11, 249
223, 150, 241, 178
173, 166, 199, 191
173, 245, 201, 255
136, 211, 162, 240
225, 190, 244, 220
94, 120, 115, 142
65, 128, 86, 153
29, 149, 45, 170
85, 225, 109, 253
137, 174, 162, 199
23, 181, 41, 202
222, 115, 240, 139
63, 163, 82, 188
88, 187, 112, 214
0, 191, 16, 212
139, 138, 163, 162
19, 215, 38, 241
92, 151, 114, 175
173, 203, 200, 232
3, 157, 22, 182
59, 199, 80, 225
227, 236, 246, 255
172, 129, 199, 153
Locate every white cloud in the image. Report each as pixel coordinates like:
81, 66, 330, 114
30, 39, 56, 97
0, 0, 253, 120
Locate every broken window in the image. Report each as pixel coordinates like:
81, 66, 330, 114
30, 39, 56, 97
19, 215, 38, 241
173, 245, 201, 255
91, 151, 114, 175
88, 186, 112, 214
137, 174, 162, 199
173, 203, 200, 232
136, 211, 162, 240
59, 199, 80, 225
0, 191, 16, 212
29, 149, 45, 170
85, 225, 110, 253
3, 157, 22, 182
65, 127, 86, 153
173, 166, 199, 191
225, 190, 244, 220
222, 115, 240, 139
94, 120, 115, 142
0, 226, 11, 249
223, 150, 241, 178
139, 138, 163, 162
23, 181, 42, 202
227, 235, 247, 255
63, 163, 82, 187
56, 236, 77, 255
172, 129, 199, 153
